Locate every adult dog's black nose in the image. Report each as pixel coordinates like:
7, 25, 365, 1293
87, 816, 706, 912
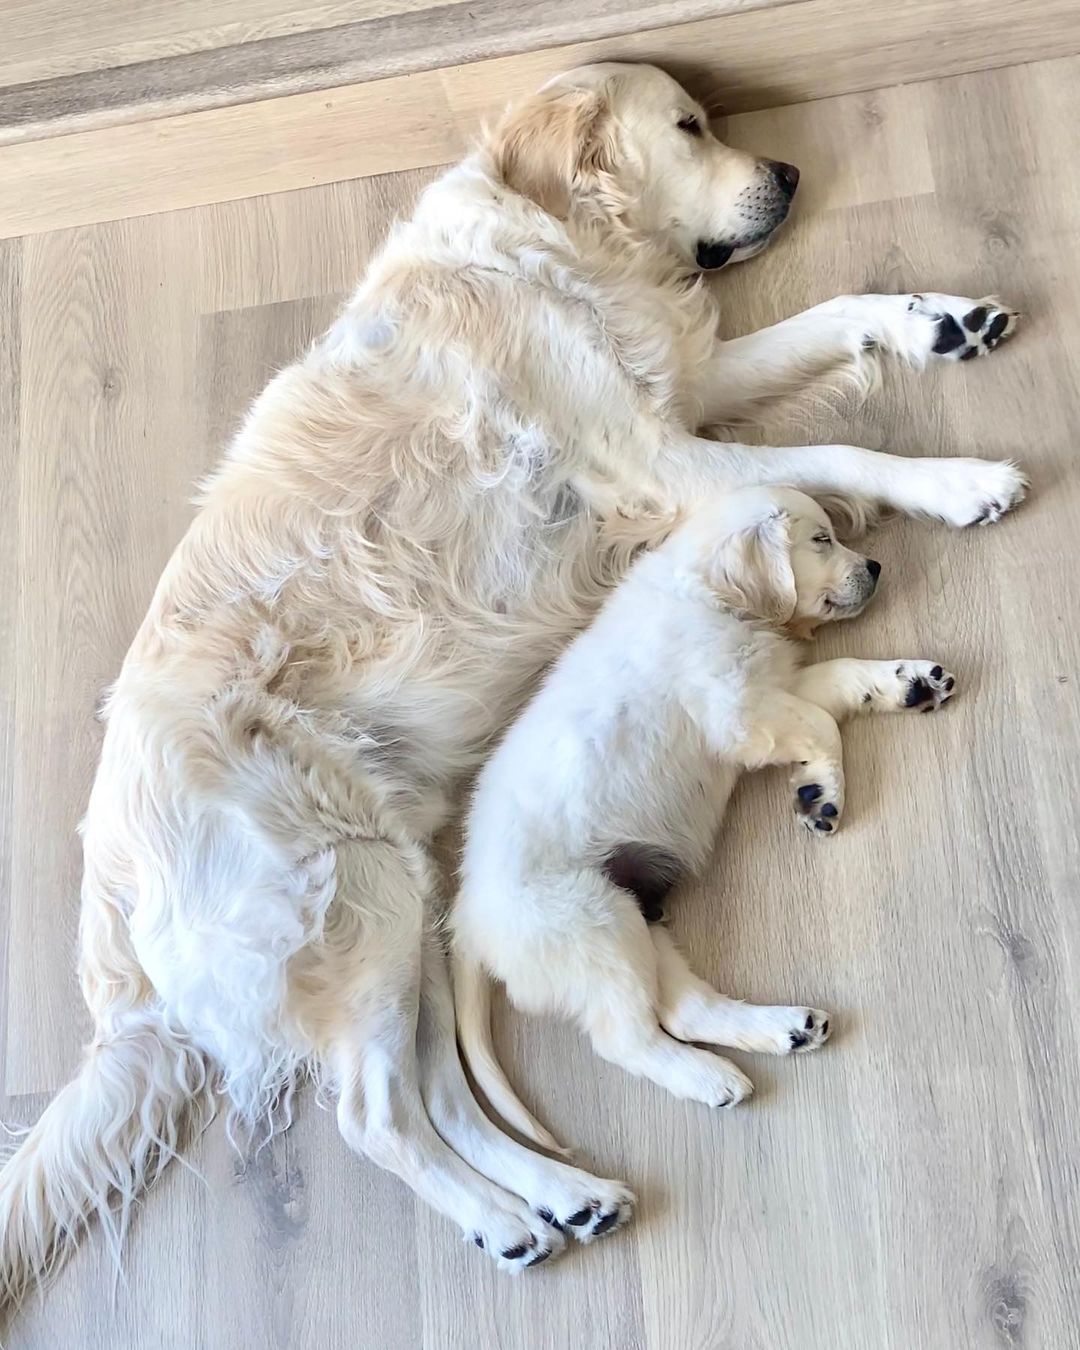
769, 160, 801, 200
866, 558, 882, 583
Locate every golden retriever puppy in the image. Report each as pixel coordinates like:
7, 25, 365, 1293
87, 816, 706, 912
453, 487, 955, 1138
0, 62, 1022, 1295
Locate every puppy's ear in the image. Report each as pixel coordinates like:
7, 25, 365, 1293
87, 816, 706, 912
708, 511, 797, 625
488, 85, 617, 218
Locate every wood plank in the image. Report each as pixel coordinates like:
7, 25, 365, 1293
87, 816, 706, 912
2, 0, 442, 88
439, 0, 1080, 127
0, 0, 792, 146
3, 0, 1079, 238
5, 214, 203, 1093
0, 69, 464, 240
0, 240, 20, 1103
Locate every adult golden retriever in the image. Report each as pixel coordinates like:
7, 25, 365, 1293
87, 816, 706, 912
0, 62, 1024, 1292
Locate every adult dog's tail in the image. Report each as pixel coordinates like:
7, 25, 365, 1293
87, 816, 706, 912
0, 912, 210, 1307
451, 948, 567, 1157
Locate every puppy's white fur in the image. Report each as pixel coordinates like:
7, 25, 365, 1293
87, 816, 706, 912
453, 487, 955, 1130
0, 61, 1021, 1297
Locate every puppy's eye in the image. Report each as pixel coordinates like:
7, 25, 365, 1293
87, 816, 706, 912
676, 115, 702, 137
813, 532, 832, 546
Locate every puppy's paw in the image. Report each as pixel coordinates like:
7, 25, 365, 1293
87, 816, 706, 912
898, 661, 956, 712
908, 293, 1020, 362
785, 1008, 832, 1053
737, 1005, 833, 1055
792, 765, 844, 835
864, 661, 956, 713
704, 1059, 755, 1109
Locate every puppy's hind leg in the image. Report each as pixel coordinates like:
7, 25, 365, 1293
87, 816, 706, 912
568, 879, 753, 1110
651, 927, 831, 1056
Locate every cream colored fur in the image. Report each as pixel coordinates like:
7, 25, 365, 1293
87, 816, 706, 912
0, 61, 1026, 1298
452, 488, 957, 1128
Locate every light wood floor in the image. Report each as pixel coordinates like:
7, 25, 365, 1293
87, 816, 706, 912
3, 55, 1080, 1350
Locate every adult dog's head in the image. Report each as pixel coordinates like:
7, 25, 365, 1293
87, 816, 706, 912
488, 62, 799, 271
675, 487, 881, 634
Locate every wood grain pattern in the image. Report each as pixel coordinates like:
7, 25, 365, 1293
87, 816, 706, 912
0, 0, 789, 145
3, 56, 1080, 1350
2, 0, 444, 87
4, 0, 1080, 236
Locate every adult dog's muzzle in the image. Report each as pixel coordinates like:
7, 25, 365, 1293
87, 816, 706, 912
695, 159, 801, 271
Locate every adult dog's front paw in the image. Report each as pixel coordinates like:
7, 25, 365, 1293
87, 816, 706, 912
908, 293, 1020, 362
932, 457, 1028, 527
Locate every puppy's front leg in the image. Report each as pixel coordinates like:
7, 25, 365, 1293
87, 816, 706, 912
737, 693, 845, 836
793, 659, 957, 720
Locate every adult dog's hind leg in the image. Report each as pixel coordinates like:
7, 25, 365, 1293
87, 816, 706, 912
698, 293, 1020, 424
320, 839, 563, 1270
651, 927, 830, 1055
416, 943, 635, 1244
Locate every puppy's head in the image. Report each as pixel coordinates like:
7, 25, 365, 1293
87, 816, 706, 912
487, 62, 799, 270
685, 487, 881, 633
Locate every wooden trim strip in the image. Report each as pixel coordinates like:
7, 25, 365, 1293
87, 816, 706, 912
0, 0, 795, 147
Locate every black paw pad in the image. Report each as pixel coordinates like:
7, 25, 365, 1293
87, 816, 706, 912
969, 500, 1002, 526
932, 313, 967, 355
804, 1013, 814, 1030
820, 803, 838, 818
790, 1030, 810, 1049
566, 1207, 594, 1228
959, 345, 979, 361
905, 679, 934, 707
930, 665, 943, 680
501, 1243, 530, 1260
963, 305, 988, 332
985, 312, 1009, 343
815, 819, 833, 832
592, 1211, 620, 1237
526, 1248, 552, 1266
821, 1019, 830, 1036
797, 783, 823, 804
474, 1234, 484, 1248
945, 677, 955, 691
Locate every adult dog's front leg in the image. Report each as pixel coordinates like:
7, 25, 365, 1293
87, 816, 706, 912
697, 292, 1020, 424
793, 659, 957, 721
649, 435, 1027, 527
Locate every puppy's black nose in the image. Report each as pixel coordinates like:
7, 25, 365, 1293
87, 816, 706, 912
866, 558, 882, 583
769, 161, 801, 200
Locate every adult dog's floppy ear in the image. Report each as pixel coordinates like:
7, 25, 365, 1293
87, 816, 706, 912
489, 84, 617, 218
707, 510, 796, 625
